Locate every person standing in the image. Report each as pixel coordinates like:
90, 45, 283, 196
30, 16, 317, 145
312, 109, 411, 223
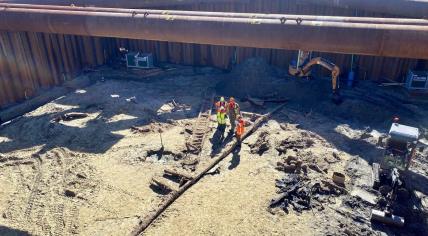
235, 115, 245, 143
227, 97, 240, 134
217, 106, 227, 140
215, 97, 227, 112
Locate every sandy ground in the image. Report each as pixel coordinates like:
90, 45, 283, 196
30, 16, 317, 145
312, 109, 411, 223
0, 63, 428, 236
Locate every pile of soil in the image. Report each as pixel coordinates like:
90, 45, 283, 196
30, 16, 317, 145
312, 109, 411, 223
217, 58, 283, 98
248, 131, 270, 155
217, 57, 424, 126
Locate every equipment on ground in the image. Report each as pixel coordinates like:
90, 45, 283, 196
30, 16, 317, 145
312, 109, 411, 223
126, 52, 154, 69
405, 70, 428, 93
371, 122, 421, 226
289, 51, 341, 102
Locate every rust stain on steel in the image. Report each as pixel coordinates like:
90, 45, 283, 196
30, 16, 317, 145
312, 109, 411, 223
0, 7, 427, 59
1, 0, 427, 18
297, 0, 428, 18
0, 0, 247, 8
1, 3, 428, 26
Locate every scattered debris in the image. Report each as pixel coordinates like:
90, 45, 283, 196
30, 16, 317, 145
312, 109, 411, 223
332, 172, 346, 186
276, 137, 314, 155
170, 99, 191, 112
126, 96, 137, 103
131, 122, 169, 134
2, 60, 428, 236
276, 155, 303, 174
270, 174, 343, 213
131, 126, 151, 133
249, 131, 270, 155
52, 112, 88, 122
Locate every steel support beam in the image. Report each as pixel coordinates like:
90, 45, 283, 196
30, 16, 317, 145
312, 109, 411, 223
2, 3, 428, 25
0, 6, 428, 59
1, 0, 428, 18
298, 0, 428, 18
0, 0, 245, 8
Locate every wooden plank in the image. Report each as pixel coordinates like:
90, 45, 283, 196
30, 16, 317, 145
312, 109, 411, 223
164, 168, 194, 180
151, 177, 179, 192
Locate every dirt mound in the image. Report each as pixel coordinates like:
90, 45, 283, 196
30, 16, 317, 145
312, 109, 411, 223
249, 131, 271, 155
217, 58, 281, 98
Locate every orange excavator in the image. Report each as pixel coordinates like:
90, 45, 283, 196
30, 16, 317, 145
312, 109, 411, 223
289, 51, 341, 103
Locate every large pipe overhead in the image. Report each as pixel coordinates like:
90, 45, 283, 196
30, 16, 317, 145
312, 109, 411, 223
1, 0, 428, 18
0, 5, 428, 59
0, 0, 245, 8
2, 3, 428, 25
298, 0, 428, 18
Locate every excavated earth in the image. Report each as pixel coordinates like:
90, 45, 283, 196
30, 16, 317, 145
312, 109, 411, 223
0, 60, 428, 236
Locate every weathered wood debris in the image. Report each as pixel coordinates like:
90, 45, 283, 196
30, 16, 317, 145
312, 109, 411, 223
270, 174, 345, 213
131, 104, 286, 236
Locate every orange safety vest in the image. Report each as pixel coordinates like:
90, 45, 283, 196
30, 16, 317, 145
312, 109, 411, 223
228, 101, 240, 115
236, 119, 245, 137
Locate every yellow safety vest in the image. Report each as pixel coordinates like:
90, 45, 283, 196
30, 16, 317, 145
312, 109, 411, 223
217, 112, 226, 124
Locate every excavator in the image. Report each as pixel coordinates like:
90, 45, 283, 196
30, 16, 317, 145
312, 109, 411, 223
289, 51, 341, 103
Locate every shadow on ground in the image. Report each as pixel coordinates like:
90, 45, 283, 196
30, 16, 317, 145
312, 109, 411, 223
0, 74, 208, 155
0, 225, 30, 236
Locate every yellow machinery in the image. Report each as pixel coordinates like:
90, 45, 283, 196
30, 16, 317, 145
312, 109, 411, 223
289, 51, 341, 101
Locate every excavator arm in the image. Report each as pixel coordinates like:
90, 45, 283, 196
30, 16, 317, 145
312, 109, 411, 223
299, 57, 340, 94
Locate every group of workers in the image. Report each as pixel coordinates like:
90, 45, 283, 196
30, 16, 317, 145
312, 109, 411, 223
215, 96, 245, 142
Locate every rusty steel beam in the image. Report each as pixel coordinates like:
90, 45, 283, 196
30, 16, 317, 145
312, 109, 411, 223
1, 0, 428, 18
2, 3, 428, 25
298, 0, 428, 18
0, 7, 428, 59
0, 0, 245, 8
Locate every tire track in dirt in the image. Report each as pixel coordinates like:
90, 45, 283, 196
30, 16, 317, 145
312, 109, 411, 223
1, 164, 26, 227
22, 149, 77, 235
50, 203, 65, 236
66, 203, 80, 235
24, 156, 43, 220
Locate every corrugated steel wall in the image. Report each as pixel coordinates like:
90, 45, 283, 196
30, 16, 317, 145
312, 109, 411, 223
0, 0, 427, 108
106, 0, 424, 80
0, 32, 106, 107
